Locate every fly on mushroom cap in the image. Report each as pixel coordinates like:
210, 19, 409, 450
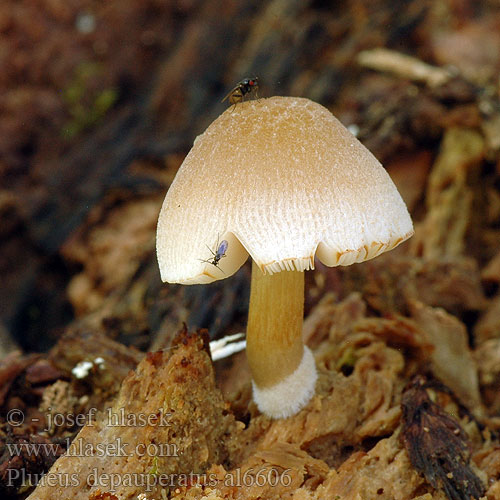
156, 96, 413, 418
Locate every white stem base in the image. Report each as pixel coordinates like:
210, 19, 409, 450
252, 346, 317, 419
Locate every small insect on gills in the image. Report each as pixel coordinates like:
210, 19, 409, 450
200, 239, 228, 269
222, 78, 259, 105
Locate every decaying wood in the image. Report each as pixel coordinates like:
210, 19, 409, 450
27, 327, 240, 500
1, 1, 500, 499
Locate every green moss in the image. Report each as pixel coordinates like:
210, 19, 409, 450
62, 62, 118, 138
149, 456, 159, 476
336, 346, 357, 372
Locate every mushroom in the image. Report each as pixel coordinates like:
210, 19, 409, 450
156, 96, 413, 419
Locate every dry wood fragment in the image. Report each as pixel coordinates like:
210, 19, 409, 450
358, 48, 452, 87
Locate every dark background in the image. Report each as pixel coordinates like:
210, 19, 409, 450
1, 0, 499, 354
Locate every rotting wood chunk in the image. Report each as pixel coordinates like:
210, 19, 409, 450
26, 326, 239, 500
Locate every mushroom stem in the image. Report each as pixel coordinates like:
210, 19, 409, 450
246, 261, 317, 418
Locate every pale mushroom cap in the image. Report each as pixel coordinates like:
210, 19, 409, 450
157, 96, 413, 284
